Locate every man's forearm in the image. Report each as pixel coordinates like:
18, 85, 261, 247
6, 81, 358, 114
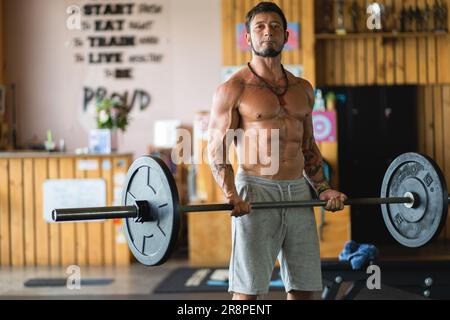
303, 141, 331, 195
210, 162, 239, 201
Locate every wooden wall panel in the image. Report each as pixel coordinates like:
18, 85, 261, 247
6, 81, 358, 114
335, 40, 345, 85
48, 159, 61, 266
23, 159, 35, 266
291, 0, 301, 66
366, 39, 376, 84
0, 159, 9, 265
394, 37, 406, 84
437, 37, 450, 84
418, 85, 450, 242
433, 87, 444, 169
9, 159, 24, 266
432, 86, 446, 241
314, 0, 450, 86
59, 158, 76, 266
244, 0, 254, 64
301, 0, 315, 84
85, 157, 104, 266
234, 0, 246, 65
74, 159, 88, 265
34, 158, 49, 265
375, 37, 386, 84
417, 87, 425, 154
0, 154, 132, 266
325, 40, 335, 84
113, 157, 131, 266
101, 157, 115, 265
385, 41, 395, 84
393, 0, 405, 84
437, 1, 450, 83
346, 40, 357, 85
188, 212, 232, 267
424, 88, 435, 157
442, 86, 450, 238
0, 0, 4, 85
417, 0, 427, 85
222, 0, 234, 66
427, 36, 437, 83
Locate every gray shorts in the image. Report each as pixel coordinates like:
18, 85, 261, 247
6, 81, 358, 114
229, 174, 323, 295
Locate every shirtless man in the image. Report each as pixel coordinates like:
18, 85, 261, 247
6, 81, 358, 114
207, 2, 347, 300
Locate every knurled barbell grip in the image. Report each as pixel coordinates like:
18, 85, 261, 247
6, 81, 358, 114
181, 196, 414, 212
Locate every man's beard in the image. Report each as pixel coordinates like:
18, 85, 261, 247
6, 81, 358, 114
251, 41, 282, 58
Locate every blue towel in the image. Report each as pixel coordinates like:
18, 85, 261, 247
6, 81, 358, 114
338, 240, 379, 270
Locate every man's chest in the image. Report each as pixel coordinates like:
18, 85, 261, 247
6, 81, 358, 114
238, 86, 311, 122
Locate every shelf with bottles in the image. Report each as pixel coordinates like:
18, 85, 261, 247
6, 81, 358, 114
315, 0, 449, 42
315, 30, 449, 40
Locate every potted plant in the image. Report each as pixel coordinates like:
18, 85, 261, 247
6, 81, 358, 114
89, 97, 130, 154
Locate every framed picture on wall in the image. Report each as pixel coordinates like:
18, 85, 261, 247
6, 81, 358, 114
0, 85, 5, 115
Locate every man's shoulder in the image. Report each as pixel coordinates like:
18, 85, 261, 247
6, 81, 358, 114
286, 72, 313, 92
288, 74, 314, 106
215, 71, 247, 98
226, 67, 250, 87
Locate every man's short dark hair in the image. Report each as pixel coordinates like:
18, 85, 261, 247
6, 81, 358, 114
245, 2, 288, 33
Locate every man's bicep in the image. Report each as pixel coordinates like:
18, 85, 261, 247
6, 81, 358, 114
209, 102, 236, 134
208, 84, 240, 142
302, 112, 316, 149
208, 85, 240, 164
301, 78, 315, 109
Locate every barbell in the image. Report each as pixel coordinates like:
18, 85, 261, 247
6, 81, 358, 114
52, 152, 449, 266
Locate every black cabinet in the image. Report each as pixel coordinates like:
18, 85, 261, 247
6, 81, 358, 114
321, 86, 417, 245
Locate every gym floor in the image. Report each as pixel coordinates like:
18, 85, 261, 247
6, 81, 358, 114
0, 258, 424, 300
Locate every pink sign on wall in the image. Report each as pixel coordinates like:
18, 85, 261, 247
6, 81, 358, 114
312, 111, 336, 142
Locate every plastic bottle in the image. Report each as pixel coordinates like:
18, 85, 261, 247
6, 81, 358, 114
314, 89, 326, 112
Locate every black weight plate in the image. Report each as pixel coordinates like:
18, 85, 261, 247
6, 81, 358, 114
122, 156, 180, 266
381, 153, 448, 248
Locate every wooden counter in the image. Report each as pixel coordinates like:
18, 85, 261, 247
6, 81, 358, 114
0, 151, 133, 266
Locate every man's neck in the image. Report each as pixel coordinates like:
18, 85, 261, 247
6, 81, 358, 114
249, 55, 284, 82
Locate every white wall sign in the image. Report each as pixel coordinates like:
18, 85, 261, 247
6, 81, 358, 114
77, 159, 99, 171
43, 179, 106, 222
66, 0, 171, 133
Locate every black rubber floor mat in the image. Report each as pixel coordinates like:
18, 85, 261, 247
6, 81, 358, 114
24, 278, 114, 287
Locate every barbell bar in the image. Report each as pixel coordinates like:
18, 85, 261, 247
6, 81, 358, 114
51, 152, 449, 266
53, 197, 417, 222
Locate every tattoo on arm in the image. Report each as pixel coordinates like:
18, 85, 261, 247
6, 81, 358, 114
210, 161, 238, 200
211, 163, 233, 183
211, 163, 228, 175
303, 137, 331, 193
